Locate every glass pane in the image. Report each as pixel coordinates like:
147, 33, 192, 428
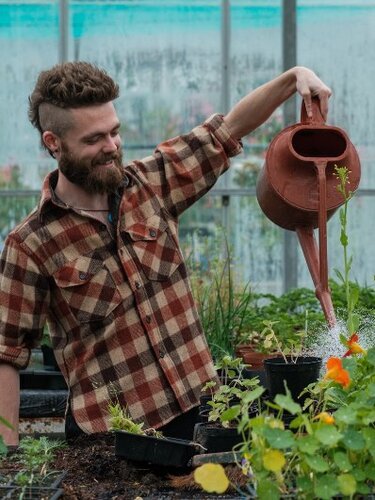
72, 0, 221, 161
298, 2, 375, 188
0, 1, 59, 189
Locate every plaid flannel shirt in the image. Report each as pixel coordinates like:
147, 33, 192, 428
0, 114, 242, 433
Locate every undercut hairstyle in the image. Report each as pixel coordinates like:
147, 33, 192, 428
28, 61, 119, 151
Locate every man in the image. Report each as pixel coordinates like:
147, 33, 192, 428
0, 62, 331, 445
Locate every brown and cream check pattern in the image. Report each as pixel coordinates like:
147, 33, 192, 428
0, 114, 242, 433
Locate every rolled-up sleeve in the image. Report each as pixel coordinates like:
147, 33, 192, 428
0, 235, 49, 369
134, 113, 243, 217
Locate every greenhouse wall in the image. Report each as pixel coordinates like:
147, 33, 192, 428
1, 0, 375, 295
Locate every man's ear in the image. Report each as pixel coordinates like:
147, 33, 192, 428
42, 131, 60, 156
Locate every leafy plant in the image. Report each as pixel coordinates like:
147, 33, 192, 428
189, 235, 254, 360
334, 165, 360, 338
14, 436, 65, 489
261, 317, 308, 364
0, 415, 13, 456
108, 403, 164, 438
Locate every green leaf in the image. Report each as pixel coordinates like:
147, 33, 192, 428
349, 286, 359, 308
366, 347, 375, 366
257, 479, 280, 500
333, 451, 352, 471
342, 428, 366, 451
362, 427, 375, 453
304, 455, 329, 472
0, 436, 7, 456
242, 386, 265, 404
262, 428, 295, 449
339, 333, 348, 346
274, 393, 301, 415
314, 474, 339, 499
334, 406, 358, 425
356, 482, 370, 494
364, 462, 375, 481
315, 425, 342, 446
220, 406, 240, 423
297, 435, 320, 455
0, 416, 13, 430
350, 313, 360, 333
337, 473, 357, 496
340, 230, 348, 247
296, 476, 314, 496
334, 268, 345, 283
352, 468, 366, 481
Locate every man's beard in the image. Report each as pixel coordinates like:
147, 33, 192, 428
58, 143, 124, 194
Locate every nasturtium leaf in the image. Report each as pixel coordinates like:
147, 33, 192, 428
257, 479, 280, 500
296, 475, 314, 495
356, 482, 371, 494
334, 406, 358, 425
366, 347, 375, 366
342, 428, 366, 450
263, 428, 295, 449
315, 425, 342, 446
364, 462, 375, 481
333, 451, 352, 471
362, 427, 375, 456
367, 383, 375, 397
314, 474, 339, 500
262, 449, 286, 472
304, 454, 329, 472
297, 435, 320, 455
274, 393, 301, 415
337, 473, 357, 496
352, 468, 366, 481
221, 406, 241, 422
194, 463, 229, 494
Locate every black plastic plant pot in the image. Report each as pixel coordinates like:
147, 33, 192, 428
193, 422, 242, 454
114, 431, 200, 467
264, 356, 322, 403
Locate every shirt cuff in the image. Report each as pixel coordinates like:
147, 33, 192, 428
0, 345, 30, 369
203, 113, 243, 158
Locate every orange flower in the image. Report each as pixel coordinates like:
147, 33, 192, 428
315, 412, 335, 424
324, 357, 350, 388
343, 333, 366, 357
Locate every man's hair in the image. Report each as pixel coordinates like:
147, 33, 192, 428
28, 61, 119, 147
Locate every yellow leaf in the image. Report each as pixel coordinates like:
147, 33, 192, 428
262, 449, 286, 472
194, 463, 230, 493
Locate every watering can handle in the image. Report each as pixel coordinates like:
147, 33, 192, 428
300, 96, 326, 125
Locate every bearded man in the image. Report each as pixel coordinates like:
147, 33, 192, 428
0, 62, 331, 445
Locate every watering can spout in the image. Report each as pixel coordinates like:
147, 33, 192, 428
296, 226, 336, 328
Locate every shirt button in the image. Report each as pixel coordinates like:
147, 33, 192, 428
145, 315, 152, 323
149, 229, 157, 237
159, 350, 165, 358
135, 281, 142, 289
79, 272, 88, 280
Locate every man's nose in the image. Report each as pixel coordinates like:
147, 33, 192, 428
103, 135, 119, 152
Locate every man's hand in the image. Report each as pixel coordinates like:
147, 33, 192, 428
294, 66, 332, 122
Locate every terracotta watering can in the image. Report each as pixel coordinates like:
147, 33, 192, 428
256, 98, 361, 327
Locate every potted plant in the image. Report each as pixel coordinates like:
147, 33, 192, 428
260, 318, 322, 404
109, 403, 202, 467
194, 360, 265, 454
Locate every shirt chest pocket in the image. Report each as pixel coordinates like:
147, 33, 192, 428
53, 256, 122, 323
126, 214, 182, 281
